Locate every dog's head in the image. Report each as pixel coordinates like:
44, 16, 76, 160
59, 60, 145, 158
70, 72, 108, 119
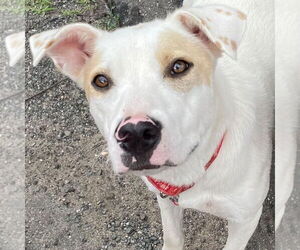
30, 5, 246, 175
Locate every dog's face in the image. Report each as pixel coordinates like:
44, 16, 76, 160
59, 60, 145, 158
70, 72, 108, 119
30, 5, 246, 175
87, 23, 217, 175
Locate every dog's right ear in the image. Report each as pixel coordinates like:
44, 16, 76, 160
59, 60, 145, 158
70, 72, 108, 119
5, 31, 25, 67
168, 5, 247, 60
30, 23, 103, 86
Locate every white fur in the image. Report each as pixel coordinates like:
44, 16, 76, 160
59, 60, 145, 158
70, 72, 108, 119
5, 31, 25, 67
150, 1, 273, 249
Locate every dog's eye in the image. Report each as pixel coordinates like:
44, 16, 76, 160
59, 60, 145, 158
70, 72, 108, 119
92, 74, 111, 89
170, 60, 190, 76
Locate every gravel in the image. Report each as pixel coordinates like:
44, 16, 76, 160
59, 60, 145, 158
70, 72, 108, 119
276, 130, 300, 249
24, 0, 274, 249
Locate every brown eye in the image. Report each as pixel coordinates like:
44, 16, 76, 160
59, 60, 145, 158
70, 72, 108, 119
92, 74, 111, 89
170, 60, 190, 75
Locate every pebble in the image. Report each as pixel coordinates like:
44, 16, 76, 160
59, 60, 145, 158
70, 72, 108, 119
32, 180, 38, 185
54, 164, 61, 169
100, 151, 109, 156
53, 238, 59, 246
65, 186, 76, 193
64, 130, 71, 137
140, 214, 148, 221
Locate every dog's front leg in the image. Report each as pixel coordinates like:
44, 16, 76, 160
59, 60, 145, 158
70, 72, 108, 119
157, 196, 184, 250
224, 207, 262, 250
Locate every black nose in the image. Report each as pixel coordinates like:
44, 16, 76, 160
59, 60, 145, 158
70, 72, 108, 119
116, 121, 161, 155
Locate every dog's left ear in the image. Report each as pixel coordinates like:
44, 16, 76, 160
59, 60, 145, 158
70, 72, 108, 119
29, 23, 103, 86
168, 5, 247, 59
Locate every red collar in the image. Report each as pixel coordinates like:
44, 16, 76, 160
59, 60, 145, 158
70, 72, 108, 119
146, 133, 226, 198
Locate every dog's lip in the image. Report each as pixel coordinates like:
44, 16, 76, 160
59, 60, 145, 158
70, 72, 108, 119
120, 143, 199, 172
162, 143, 199, 167
131, 164, 161, 171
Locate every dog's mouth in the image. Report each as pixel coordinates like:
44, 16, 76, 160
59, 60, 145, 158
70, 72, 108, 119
120, 143, 198, 171
165, 143, 199, 167
120, 153, 161, 171
132, 164, 161, 171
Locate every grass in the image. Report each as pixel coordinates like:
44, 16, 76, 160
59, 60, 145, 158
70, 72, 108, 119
0, 0, 120, 31
61, 4, 93, 17
0, 0, 52, 15
77, 0, 93, 4
97, 12, 120, 31
0, 0, 25, 14
24, 0, 95, 16
26, 0, 55, 15
62, 0, 120, 30
61, 9, 83, 17
96, 1, 120, 31
61, 0, 96, 17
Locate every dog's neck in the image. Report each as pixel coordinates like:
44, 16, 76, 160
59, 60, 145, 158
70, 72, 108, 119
146, 132, 226, 197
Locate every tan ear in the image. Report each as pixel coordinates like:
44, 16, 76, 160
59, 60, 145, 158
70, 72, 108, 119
29, 23, 103, 85
29, 28, 59, 67
169, 4, 247, 59
5, 31, 25, 66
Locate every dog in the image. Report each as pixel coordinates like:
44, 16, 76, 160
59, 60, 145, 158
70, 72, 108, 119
13, 0, 275, 249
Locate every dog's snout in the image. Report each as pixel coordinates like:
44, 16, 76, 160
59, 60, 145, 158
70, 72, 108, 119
115, 116, 161, 155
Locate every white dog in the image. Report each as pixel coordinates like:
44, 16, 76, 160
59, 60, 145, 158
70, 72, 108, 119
25, 0, 275, 249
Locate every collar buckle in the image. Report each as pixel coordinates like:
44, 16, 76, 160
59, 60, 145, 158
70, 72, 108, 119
148, 132, 226, 206
160, 192, 179, 206
169, 195, 179, 206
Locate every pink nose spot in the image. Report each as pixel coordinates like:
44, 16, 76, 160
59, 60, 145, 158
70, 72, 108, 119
149, 145, 169, 165
115, 115, 155, 141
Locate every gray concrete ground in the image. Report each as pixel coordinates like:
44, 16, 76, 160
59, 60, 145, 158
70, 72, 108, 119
0, 2, 25, 249
24, 1, 274, 249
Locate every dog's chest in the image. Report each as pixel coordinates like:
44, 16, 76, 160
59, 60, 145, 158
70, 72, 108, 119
177, 190, 244, 221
